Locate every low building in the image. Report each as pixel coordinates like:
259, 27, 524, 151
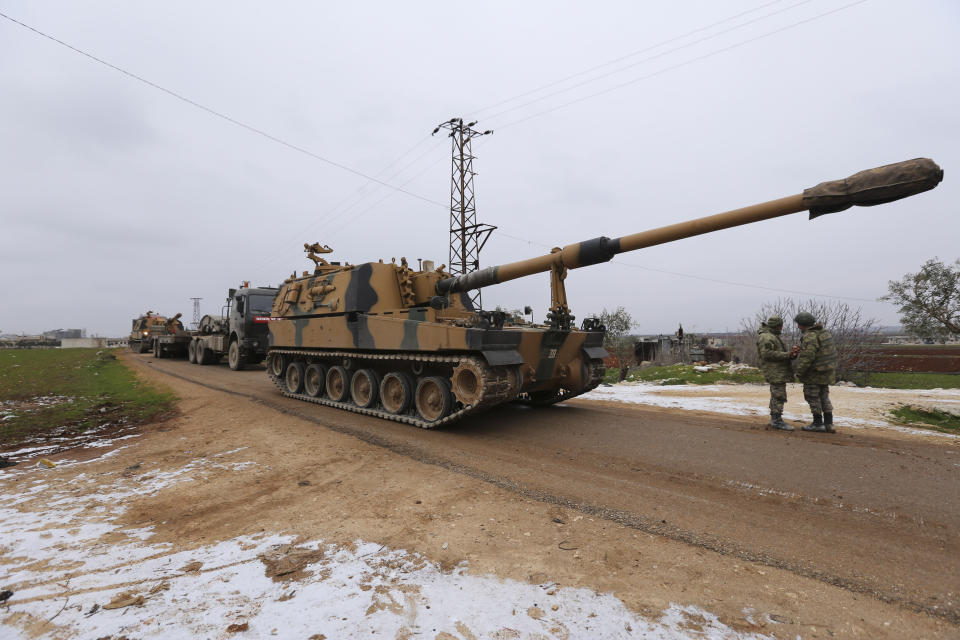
60, 337, 108, 349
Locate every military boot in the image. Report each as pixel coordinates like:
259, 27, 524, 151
769, 413, 793, 431
802, 413, 826, 432
823, 412, 835, 433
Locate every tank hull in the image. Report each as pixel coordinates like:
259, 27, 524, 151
267, 312, 607, 427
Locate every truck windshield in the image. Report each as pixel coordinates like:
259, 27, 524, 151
248, 294, 275, 314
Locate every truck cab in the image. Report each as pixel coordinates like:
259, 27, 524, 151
224, 284, 279, 369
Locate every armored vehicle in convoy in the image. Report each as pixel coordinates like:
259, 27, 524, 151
129, 311, 186, 354
187, 283, 279, 369
264, 159, 943, 427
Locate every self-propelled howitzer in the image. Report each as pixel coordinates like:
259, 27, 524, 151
266, 158, 943, 427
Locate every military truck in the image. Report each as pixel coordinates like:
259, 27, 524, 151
187, 283, 279, 370
129, 311, 185, 355
263, 158, 943, 428
151, 313, 193, 358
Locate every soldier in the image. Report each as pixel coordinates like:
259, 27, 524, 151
794, 311, 838, 433
756, 315, 797, 431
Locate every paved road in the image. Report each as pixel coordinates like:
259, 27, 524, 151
132, 353, 960, 623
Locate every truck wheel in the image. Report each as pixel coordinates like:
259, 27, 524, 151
351, 369, 381, 408
304, 364, 327, 397
285, 361, 305, 393
228, 340, 245, 371
415, 376, 453, 423
380, 372, 414, 414
326, 366, 349, 402
139, 340, 150, 354
187, 340, 197, 364
196, 343, 210, 365
153, 340, 160, 358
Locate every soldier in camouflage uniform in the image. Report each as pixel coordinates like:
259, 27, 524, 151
756, 316, 797, 431
794, 311, 838, 433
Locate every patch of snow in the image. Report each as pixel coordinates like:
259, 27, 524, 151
212, 446, 249, 457
581, 382, 960, 439
0, 454, 771, 640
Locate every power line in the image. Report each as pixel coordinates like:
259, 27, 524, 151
2, 5, 876, 303
326, 154, 449, 237
470, 0, 790, 117
0, 10, 445, 209
254, 135, 445, 273
311, 1, 819, 240
493, 231, 879, 303
491, 0, 869, 130
476, 0, 816, 123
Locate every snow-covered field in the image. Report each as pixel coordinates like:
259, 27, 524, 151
581, 381, 960, 439
0, 443, 771, 639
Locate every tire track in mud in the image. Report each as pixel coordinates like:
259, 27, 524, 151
131, 358, 960, 625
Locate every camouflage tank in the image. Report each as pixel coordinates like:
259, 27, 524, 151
129, 311, 184, 354
265, 158, 942, 427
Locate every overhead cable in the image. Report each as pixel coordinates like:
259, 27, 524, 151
491, 0, 869, 130
0, 10, 446, 209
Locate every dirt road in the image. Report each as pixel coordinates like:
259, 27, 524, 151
3, 352, 959, 638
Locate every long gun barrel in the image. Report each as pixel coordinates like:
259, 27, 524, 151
436, 158, 942, 295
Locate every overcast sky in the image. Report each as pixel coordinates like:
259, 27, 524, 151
1, 0, 957, 337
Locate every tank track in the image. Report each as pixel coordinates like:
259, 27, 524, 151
267, 349, 518, 429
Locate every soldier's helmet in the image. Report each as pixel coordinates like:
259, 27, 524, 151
766, 315, 784, 328
794, 311, 816, 326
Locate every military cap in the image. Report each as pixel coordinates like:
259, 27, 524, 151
794, 311, 816, 326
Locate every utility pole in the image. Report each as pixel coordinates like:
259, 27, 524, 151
432, 118, 496, 309
190, 297, 203, 330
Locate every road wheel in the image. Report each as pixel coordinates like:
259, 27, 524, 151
228, 340, 245, 371
304, 363, 327, 397
380, 372, 414, 414
129, 341, 138, 352
351, 369, 380, 408
187, 340, 197, 364
285, 361, 305, 393
326, 366, 349, 402
268, 353, 285, 377
415, 376, 453, 423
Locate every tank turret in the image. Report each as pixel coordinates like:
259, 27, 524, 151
266, 158, 942, 427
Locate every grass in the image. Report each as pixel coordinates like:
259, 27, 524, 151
889, 405, 960, 434
861, 372, 960, 390
0, 348, 174, 446
604, 364, 765, 386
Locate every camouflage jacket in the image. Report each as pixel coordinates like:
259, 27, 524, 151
756, 326, 794, 383
796, 324, 837, 384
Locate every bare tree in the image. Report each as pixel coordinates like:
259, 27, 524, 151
883, 258, 960, 342
596, 307, 636, 379
739, 298, 882, 383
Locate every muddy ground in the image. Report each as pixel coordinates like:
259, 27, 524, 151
2, 352, 958, 639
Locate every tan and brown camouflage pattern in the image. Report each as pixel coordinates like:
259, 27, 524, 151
268, 256, 606, 397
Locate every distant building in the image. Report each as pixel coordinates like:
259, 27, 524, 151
43, 328, 84, 340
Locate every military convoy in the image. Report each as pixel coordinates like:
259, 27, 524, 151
187, 284, 279, 369
262, 159, 944, 427
127, 157, 942, 428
